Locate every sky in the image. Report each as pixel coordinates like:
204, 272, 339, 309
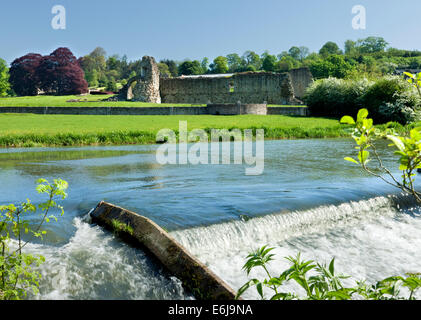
1, 0, 421, 65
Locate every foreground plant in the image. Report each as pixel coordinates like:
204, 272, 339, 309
340, 108, 421, 203
0, 178, 68, 300
236, 246, 421, 300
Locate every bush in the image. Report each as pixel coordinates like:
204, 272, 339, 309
378, 93, 420, 124
304, 77, 372, 118
105, 78, 118, 92
305, 75, 420, 124
363, 76, 419, 123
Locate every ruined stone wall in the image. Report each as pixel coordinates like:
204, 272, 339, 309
288, 67, 313, 99
160, 72, 297, 105
130, 56, 161, 103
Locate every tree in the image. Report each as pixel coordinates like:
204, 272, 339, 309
356, 37, 389, 54
310, 54, 355, 79
84, 69, 99, 88
157, 62, 171, 78
319, 41, 343, 57
345, 40, 357, 55
242, 51, 262, 71
9, 53, 43, 96
226, 53, 243, 73
178, 60, 203, 76
298, 46, 310, 60
105, 77, 118, 92
276, 56, 300, 72
288, 46, 301, 60
210, 56, 229, 74
160, 59, 178, 77
37, 48, 88, 95
0, 58, 10, 97
79, 47, 107, 86
201, 57, 209, 74
262, 54, 277, 72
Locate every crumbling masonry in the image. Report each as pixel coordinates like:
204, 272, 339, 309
120, 56, 313, 105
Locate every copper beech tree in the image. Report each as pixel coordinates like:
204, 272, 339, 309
9, 48, 88, 96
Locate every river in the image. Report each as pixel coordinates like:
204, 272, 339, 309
0, 139, 420, 299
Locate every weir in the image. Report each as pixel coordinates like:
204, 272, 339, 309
89, 201, 238, 300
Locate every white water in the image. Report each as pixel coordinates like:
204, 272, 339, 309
19, 194, 421, 300
24, 217, 192, 300
171, 195, 421, 299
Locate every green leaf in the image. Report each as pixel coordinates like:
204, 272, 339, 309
340, 116, 355, 125
404, 72, 415, 79
358, 150, 370, 165
357, 109, 369, 122
344, 157, 359, 165
387, 135, 405, 152
329, 258, 335, 275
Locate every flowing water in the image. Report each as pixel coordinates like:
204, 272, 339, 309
0, 139, 420, 299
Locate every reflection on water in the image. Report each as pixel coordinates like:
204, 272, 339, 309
0, 139, 419, 299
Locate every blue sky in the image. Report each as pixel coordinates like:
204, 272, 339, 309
1, 0, 421, 64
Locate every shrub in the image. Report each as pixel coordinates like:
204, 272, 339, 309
305, 75, 420, 124
105, 78, 118, 92
304, 77, 372, 118
378, 93, 420, 124
363, 76, 418, 122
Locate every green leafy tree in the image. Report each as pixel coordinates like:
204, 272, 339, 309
310, 55, 355, 79
288, 46, 301, 60
0, 179, 68, 300
201, 57, 209, 74
262, 54, 277, 72
319, 41, 343, 57
298, 46, 310, 61
242, 51, 262, 71
160, 59, 178, 77
0, 58, 10, 97
276, 56, 295, 72
105, 77, 118, 92
226, 53, 243, 73
178, 60, 203, 76
356, 36, 389, 54
157, 62, 171, 78
210, 56, 229, 74
345, 40, 357, 55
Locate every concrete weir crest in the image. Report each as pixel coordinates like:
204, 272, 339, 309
90, 201, 238, 300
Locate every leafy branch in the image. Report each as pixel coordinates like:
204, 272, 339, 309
236, 247, 421, 300
0, 178, 68, 300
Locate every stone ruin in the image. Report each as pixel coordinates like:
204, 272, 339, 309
119, 56, 313, 105
120, 56, 161, 103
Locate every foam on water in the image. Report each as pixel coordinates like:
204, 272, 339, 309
23, 217, 192, 300
171, 195, 421, 299
16, 194, 421, 300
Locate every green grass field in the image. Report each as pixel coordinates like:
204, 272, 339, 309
0, 113, 347, 147
0, 95, 205, 107
0, 95, 305, 108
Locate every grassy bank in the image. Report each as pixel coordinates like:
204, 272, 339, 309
0, 95, 204, 107
0, 95, 305, 108
0, 114, 347, 147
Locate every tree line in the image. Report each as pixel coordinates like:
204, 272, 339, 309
1, 36, 421, 97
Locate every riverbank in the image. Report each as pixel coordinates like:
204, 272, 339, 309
0, 114, 348, 147
0, 95, 305, 108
